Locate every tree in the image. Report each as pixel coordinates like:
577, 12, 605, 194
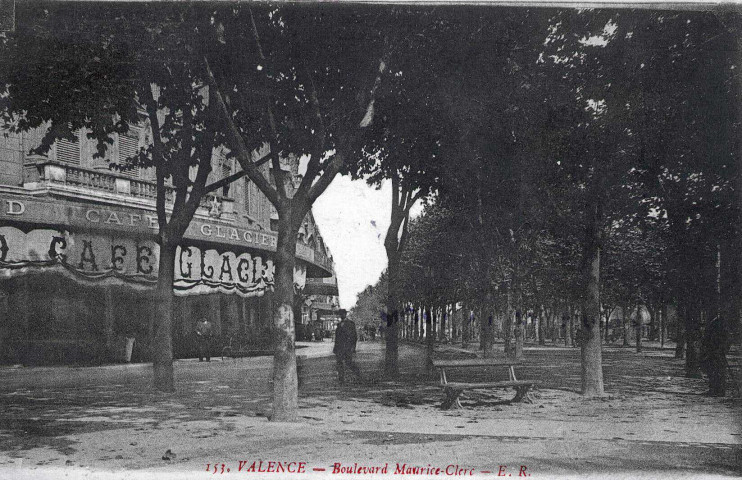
202, 6, 395, 420
0, 2, 268, 391
614, 9, 737, 375
345, 81, 450, 375
349, 273, 387, 333
544, 8, 738, 391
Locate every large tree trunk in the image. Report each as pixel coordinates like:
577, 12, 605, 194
152, 242, 177, 392
570, 306, 577, 348
706, 243, 727, 396
648, 306, 657, 342
454, 304, 460, 341
738, 24, 742, 354
622, 304, 631, 347
383, 176, 411, 377
504, 292, 513, 356
412, 305, 420, 341
439, 307, 446, 342
580, 190, 605, 397
479, 306, 486, 351
483, 312, 495, 358
425, 306, 434, 371
514, 309, 524, 359
271, 212, 300, 422
684, 302, 702, 378
675, 304, 686, 359
538, 307, 545, 346
384, 249, 400, 377
462, 308, 470, 348
552, 308, 559, 344
725, 12, 742, 354
420, 306, 425, 342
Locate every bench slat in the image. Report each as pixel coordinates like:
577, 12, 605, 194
433, 359, 520, 368
443, 381, 536, 389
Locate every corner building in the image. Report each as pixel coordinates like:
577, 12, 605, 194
0, 125, 340, 364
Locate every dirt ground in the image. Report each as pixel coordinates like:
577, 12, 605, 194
0, 340, 739, 480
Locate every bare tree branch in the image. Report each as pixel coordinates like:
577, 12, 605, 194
203, 152, 273, 194
294, 65, 328, 205
305, 151, 344, 206
204, 56, 280, 207
304, 39, 392, 206
405, 189, 426, 215
247, 8, 287, 200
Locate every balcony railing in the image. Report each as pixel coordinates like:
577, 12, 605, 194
21, 159, 334, 275
65, 167, 117, 193
24, 160, 231, 219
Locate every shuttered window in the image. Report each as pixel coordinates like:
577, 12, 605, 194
117, 129, 140, 178
244, 178, 253, 216
221, 159, 231, 196
56, 132, 81, 165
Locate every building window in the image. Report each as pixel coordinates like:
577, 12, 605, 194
117, 128, 141, 178
244, 177, 252, 215
55, 132, 81, 165
221, 161, 231, 197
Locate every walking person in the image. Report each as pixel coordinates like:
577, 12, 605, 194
333, 312, 362, 384
196, 317, 213, 362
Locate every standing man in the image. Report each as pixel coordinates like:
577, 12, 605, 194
196, 317, 213, 362
333, 311, 362, 384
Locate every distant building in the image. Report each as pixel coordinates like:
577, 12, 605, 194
0, 124, 339, 364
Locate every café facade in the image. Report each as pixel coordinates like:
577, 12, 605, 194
0, 126, 339, 364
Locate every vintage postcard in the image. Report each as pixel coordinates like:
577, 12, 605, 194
0, 1, 739, 479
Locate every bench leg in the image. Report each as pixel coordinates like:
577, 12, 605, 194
512, 385, 535, 404
442, 387, 464, 410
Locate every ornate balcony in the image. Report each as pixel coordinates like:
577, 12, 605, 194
23, 159, 235, 221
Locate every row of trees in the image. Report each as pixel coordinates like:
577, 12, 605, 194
2, 4, 740, 422
351, 8, 741, 397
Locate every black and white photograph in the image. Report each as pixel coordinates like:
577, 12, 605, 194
0, 0, 740, 478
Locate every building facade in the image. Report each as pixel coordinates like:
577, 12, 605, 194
0, 125, 340, 365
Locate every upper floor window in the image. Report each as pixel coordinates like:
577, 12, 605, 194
221, 161, 231, 197
54, 127, 141, 179
117, 127, 141, 178
55, 131, 81, 165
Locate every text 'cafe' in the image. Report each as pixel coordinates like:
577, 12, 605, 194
0, 193, 334, 365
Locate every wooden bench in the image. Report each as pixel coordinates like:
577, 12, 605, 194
432, 358, 538, 409
221, 334, 263, 360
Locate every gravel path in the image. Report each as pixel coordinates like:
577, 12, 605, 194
0, 341, 739, 479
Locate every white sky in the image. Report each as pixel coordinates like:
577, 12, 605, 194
312, 177, 392, 310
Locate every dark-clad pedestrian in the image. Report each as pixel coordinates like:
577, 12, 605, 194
333, 312, 362, 384
196, 317, 213, 362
